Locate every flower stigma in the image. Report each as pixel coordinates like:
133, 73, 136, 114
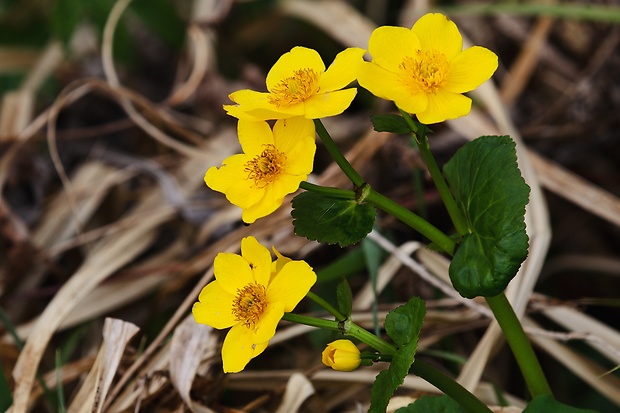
268, 68, 320, 107
232, 283, 267, 329
244, 144, 287, 187
400, 50, 450, 94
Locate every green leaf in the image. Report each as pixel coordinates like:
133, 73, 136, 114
396, 394, 467, 413
369, 297, 426, 413
443, 136, 530, 298
371, 114, 415, 135
523, 395, 599, 413
336, 277, 353, 319
291, 191, 376, 247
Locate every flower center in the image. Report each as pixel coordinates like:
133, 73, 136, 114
268, 68, 320, 107
244, 144, 287, 187
400, 49, 450, 94
232, 283, 267, 329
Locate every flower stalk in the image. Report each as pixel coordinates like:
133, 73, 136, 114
486, 293, 553, 398
399, 108, 469, 237
285, 311, 492, 413
314, 119, 365, 187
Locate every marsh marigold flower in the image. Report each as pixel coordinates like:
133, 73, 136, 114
224, 46, 366, 120
204, 117, 316, 223
193, 236, 317, 373
322, 339, 361, 372
358, 13, 498, 124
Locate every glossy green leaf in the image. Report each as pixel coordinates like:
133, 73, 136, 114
336, 277, 353, 319
443, 136, 530, 298
291, 192, 376, 247
395, 394, 467, 413
369, 297, 426, 413
524, 395, 599, 413
371, 114, 415, 135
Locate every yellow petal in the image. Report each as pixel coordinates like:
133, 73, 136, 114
273, 173, 305, 198
238, 119, 274, 155
204, 154, 245, 193
319, 47, 366, 92
214, 252, 254, 295
204, 155, 263, 209
251, 340, 269, 359
244, 104, 305, 120
416, 88, 471, 124
282, 136, 316, 176
358, 62, 426, 113
444, 46, 498, 93
228, 89, 270, 106
253, 301, 285, 343
367, 26, 420, 72
266, 47, 325, 92
303, 88, 358, 119
393, 90, 428, 117
267, 260, 316, 312
192, 281, 237, 329
241, 187, 282, 223
223, 104, 264, 121
221, 324, 255, 373
271, 247, 292, 275
322, 339, 361, 371
241, 236, 272, 286
272, 117, 315, 155
412, 13, 462, 60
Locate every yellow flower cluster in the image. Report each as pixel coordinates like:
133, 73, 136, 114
204, 13, 497, 225
195, 12, 499, 373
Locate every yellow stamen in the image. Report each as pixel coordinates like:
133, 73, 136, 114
232, 283, 267, 329
244, 144, 286, 187
400, 49, 450, 94
268, 68, 320, 107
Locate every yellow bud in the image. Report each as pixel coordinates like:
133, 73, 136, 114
321, 339, 361, 372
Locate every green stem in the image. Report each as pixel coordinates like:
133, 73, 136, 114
283, 314, 492, 413
281, 312, 341, 331
486, 293, 553, 398
366, 188, 455, 255
314, 119, 365, 187
344, 320, 397, 355
411, 360, 494, 413
346, 322, 491, 413
299, 181, 355, 200
398, 108, 469, 236
306, 291, 347, 322
300, 179, 455, 255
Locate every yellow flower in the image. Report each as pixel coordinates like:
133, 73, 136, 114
192, 236, 317, 373
204, 117, 316, 223
358, 13, 498, 124
322, 339, 361, 372
224, 46, 366, 120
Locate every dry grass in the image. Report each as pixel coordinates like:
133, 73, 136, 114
1, 0, 620, 412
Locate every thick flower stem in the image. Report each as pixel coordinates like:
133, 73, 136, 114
410, 360, 494, 413
314, 119, 365, 188
284, 313, 492, 413
306, 291, 347, 322
366, 189, 455, 255
345, 322, 492, 413
299, 181, 356, 200
281, 312, 341, 331
398, 108, 470, 237
486, 293, 553, 398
